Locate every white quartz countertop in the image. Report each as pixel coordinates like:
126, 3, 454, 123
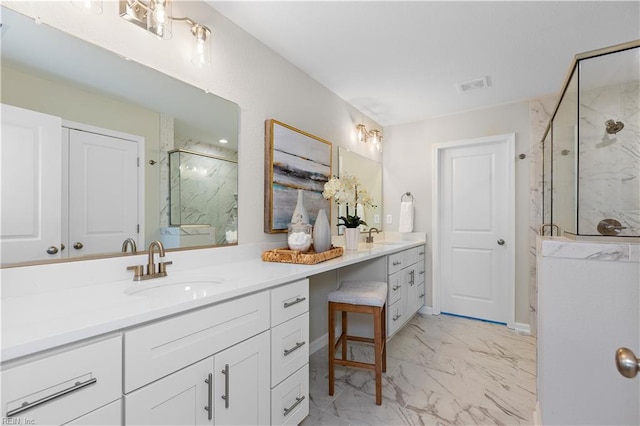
1, 238, 425, 362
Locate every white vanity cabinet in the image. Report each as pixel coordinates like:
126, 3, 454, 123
0, 335, 122, 425
387, 245, 426, 336
269, 279, 310, 425
123, 290, 271, 425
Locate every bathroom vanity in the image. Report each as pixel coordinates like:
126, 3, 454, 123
1, 236, 426, 425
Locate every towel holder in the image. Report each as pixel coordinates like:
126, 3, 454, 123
401, 192, 414, 202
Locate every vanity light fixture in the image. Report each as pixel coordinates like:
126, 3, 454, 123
356, 123, 383, 152
118, 0, 212, 66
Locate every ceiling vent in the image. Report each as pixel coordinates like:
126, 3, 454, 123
456, 76, 490, 93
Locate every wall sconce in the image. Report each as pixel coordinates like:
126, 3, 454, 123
118, 0, 212, 66
356, 124, 383, 152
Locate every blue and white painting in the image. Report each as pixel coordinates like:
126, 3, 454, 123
267, 120, 332, 232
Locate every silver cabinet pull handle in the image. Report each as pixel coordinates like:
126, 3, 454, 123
392, 260, 401, 266
419, 270, 425, 275
221, 364, 229, 408
284, 341, 306, 356
392, 285, 401, 291
497, 239, 505, 245
419, 251, 425, 255
392, 313, 401, 321
204, 373, 212, 420
46, 246, 59, 255
283, 396, 306, 416
283, 297, 306, 308
73, 242, 84, 250
419, 293, 425, 299
7, 377, 97, 417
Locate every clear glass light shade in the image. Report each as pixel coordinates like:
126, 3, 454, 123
71, 0, 103, 15
147, 0, 172, 39
191, 25, 212, 67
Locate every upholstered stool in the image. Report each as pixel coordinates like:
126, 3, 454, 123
327, 280, 387, 405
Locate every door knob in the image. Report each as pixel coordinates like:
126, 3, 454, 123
616, 347, 640, 378
497, 239, 505, 245
73, 242, 84, 250
46, 246, 59, 255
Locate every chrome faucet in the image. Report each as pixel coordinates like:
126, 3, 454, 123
126, 240, 172, 281
365, 227, 380, 244
121, 237, 137, 253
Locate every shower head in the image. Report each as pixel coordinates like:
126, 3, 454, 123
605, 119, 624, 134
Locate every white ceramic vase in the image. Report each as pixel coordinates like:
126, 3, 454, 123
291, 189, 309, 224
344, 227, 360, 250
312, 209, 331, 253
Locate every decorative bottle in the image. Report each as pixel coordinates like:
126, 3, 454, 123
313, 209, 331, 253
291, 189, 309, 224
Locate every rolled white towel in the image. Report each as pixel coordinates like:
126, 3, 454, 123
398, 201, 414, 233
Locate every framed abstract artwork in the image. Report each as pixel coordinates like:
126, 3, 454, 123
264, 119, 332, 233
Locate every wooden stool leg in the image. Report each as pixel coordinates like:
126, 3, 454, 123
328, 302, 335, 396
382, 303, 387, 373
341, 311, 348, 360
373, 306, 383, 405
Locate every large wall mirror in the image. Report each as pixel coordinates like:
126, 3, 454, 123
337, 147, 383, 234
0, 6, 239, 266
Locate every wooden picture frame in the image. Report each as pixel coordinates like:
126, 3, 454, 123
264, 119, 332, 233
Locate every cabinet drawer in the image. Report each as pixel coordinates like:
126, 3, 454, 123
388, 271, 402, 305
271, 313, 309, 387
1, 335, 121, 426
417, 259, 426, 285
388, 300, 405, 336
124, 290, 269, 393
271, 364, 309, 426
271, 279, 309, 326
388, 252, 404, 275
417, 283, 426, 308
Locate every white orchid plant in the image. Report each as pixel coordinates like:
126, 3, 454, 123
322, 173, 376, 228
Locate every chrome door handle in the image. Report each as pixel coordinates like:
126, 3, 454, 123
497, 239, 505, 245
7, 377, 97, 417
221, 364, 230, 408
283, 297, 306, 308
204, 373, 213, 420
616, 347, 640, 378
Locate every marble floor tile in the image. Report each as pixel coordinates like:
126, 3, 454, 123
302, 313, 536, 425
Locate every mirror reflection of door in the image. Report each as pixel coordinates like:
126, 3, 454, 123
65, 126, 141, 257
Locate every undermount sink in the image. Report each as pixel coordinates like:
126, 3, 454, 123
124, 279, 223, 298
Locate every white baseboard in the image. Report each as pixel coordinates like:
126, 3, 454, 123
533, 401, 542, 425
514, 322, 531, 334
418, 306, 433, 315
310, 333, 328, 355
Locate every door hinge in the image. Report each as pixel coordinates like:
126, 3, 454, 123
137, 224, 140, 233
137, 157, 140, 167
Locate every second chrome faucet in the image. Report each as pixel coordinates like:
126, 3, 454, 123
127, 240, 173, 281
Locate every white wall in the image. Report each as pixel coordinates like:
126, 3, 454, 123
4, 0, 382, 247
383, 101, 533, 325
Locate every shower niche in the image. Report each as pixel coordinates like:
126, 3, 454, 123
165, 149, 238, 247
542, 41, 639, 238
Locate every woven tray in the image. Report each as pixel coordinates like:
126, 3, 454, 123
261, 245, 344, 265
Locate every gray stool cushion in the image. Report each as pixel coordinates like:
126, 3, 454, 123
327, 280, 388, 307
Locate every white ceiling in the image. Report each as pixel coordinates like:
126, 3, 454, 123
208, 1, 640, 127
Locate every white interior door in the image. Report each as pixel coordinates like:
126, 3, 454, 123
436, 134, 514, 325
1, 104, 62, 263
68, 128, 138, 256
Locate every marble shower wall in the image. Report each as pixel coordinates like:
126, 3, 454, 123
169, 139, 238, 245
529, 95, 556, 334
578, 78, 640, 236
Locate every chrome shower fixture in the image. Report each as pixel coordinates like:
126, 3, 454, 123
605, 119, 624, 134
